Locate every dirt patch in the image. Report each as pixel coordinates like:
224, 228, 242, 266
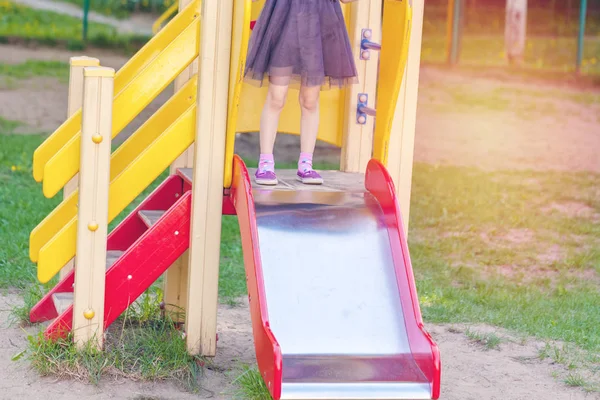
0, 44, 129, 69
0, 78, 68, 134
435, 324, 598, 399
2, 292, 597, 399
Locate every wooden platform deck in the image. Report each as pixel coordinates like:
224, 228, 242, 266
178, 168, 365, 193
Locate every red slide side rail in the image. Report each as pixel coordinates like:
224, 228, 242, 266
30, 175, 184, 323
230, 155, 283, 400
365, 159, 442, 400
45, 192, 192, 340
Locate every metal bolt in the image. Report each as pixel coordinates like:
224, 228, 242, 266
88, 222, 98, 232
358, 115, 366, 124
92, 135, 103, 144
174, 231, 179, 236
127, 275, 132, 280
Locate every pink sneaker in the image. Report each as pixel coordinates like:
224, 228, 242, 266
297, 169, 323, 185
255, 170, 278, 185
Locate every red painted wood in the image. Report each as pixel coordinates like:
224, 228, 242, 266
230, 155, 282, 400
29, 274, 74, 323
30, 175, 184, 323
250, 20, 256, 30
107, 175, 183, 251
176, 168, 236, 215
45, 192, 192, 340
365, 159, 441, 400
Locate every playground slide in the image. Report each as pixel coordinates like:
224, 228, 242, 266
230, 156, 441, 400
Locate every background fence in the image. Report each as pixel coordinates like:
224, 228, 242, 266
422, 0, 600, 75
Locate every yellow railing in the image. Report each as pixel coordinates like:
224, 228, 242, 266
30, 1, 202, 283
33, 0, 200, 196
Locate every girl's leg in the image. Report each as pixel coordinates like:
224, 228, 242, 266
255, 77, 289, 185
297, 84, 323, 184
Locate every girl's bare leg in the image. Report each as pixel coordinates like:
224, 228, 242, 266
297, 84, 323, 184
255, 76, 289, 185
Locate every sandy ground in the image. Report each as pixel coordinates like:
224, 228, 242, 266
1, 44, 599, 399
1, 292, 595, 400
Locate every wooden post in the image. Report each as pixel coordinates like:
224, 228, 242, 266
387, 0, 424, 236
340, 0, 381, 173
163, 0, 199, 321
72, 66, 115, 350
61, 56, 100, 281
185, 0, 233, 356
505, 0, 528, 65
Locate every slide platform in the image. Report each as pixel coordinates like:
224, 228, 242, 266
230, 156, 441, 400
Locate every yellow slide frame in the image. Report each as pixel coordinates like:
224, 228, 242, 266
372, 0, 412, 166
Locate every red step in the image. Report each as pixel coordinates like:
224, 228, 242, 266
45, 191, 192, 340
29, 175, 185, 323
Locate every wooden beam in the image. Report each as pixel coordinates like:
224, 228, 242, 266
185, 0, 233, 356
72, 66, 115, 350
387, 0, 424, 236
169, 0, 198, 175
340, 0, 381, 173
61, 56, 99, 280
163, 0, 200, 323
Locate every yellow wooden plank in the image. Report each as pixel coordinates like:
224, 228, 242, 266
37, 105, 197, 283
29, 77, 198, 263
111, 76, 197, 176
372, 0, 412, 165
32, 0, 200, 183
236, 87, 343, 145
42, 14, 200, 198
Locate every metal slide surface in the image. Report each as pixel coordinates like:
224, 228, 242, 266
230, 156, 441, 400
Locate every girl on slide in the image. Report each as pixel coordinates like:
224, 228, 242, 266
245, 0, 358, 185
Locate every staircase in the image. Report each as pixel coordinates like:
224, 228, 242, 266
31, 174, 192, 339
28, 1, 203, 339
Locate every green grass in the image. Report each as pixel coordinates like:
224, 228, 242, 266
465, 328, 502, 350
0, 117, 22, 133
0, 60, 70, 89
56, 0, 176, 19
26, 317, 206, 389
538, 342, 600, 392
0, 135, 61, 288
231, 367, 270, 400
0, 1, 149, 52
0, 60, 69, 81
